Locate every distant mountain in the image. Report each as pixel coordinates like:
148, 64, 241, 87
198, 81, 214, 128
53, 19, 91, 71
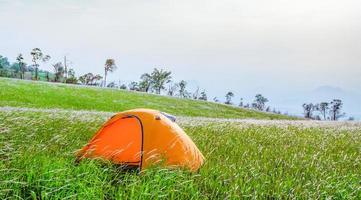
309, 86, 361, 120
311, 86, 347, 99
313, 85, 344, 93
269, 85, 361, 120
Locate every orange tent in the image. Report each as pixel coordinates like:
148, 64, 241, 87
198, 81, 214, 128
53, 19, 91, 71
76, 109, 204, 172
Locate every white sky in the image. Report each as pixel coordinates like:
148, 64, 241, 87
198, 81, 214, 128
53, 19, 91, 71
1, 0, 360, 117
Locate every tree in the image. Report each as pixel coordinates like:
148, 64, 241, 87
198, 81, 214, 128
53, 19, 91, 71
315, 102, 329, 120
119, 84, 127, 90
238, 98, 244, 107
129, 81, 140, 91
107, 82, 116, 88
79, 73, 93, 85
104, 58, 116, 87
30, 48, 50, 80
251, 102, 258, 109
302, 103, 314, 119
63, 56, 69, 81
178, 80, 188, 98
150, 68, 172, 94
225, 92, 234, 105
52, 62, 64, 82
253, 94, 268, 111
213, 97, 219, 102
68, 69, 75, 77
329, 99, 344, 121
314, 115, 321, 120
65, 68, 78, 84
79, 73, 102, 85
167, 82, 179, 96
93, 74, 103, 86
16, 54, 26, 79
272, 108, 277, 113
265, 106, 271, 112
192, 87, 199, 100
139, 73, 152, 92
46, 72, 50, 82
199, 90, 207, 101
9, 62, 21, 78
0, 55, 11, 77
0, 55, 10, 69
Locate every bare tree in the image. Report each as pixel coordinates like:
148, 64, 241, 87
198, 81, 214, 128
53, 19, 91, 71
178, 80, 188, 98
63, 56, 68, 81
167, 82, 179, 96
192, 87, 200, 100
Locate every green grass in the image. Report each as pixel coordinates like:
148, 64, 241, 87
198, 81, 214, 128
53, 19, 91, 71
1, 109, 360, 199
1, 78, 359, 199
0, 78, 294, 119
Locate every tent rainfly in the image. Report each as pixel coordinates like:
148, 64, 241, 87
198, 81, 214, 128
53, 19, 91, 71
76, 109, 204, 172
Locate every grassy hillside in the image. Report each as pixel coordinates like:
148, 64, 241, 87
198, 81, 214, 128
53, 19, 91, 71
1, 108, 360, 199
1, 78, 360, 199
0, 78, 294, 119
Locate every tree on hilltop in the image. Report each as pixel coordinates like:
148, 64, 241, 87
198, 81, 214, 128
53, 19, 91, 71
167, 82, 179, 96
150, 68, 172, 94
225, 92, 234, 105
253, 94, 268, 111
104, 58, 116, 87
199, 90, 207, 101
52, 62, 65, 82
16, 54, 26, 79
30, 48, 50, 80
139, 73, 152, 92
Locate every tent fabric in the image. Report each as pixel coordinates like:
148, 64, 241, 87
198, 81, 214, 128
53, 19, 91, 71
76, 109, 204, 172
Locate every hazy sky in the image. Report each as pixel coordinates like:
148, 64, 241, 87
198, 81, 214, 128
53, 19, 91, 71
1, 0, 360, 117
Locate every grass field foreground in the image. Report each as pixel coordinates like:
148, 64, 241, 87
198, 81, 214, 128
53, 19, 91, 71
1, 108, 360, 199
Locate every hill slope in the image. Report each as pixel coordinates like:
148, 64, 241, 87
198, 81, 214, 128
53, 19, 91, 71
0, 78, 294, 119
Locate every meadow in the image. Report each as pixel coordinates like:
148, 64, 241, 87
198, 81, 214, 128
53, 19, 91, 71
0, 78, 292, 120
1, 78, 361, 199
